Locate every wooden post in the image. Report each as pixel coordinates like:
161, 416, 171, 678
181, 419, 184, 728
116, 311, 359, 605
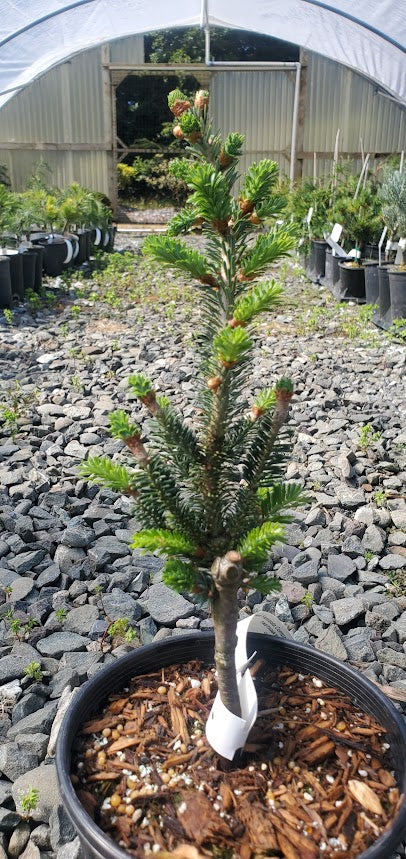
101, 44, 118, 216
294, 48, 307, 181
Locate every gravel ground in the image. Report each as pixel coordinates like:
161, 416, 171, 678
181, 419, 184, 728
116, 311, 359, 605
0, 241, 405, 858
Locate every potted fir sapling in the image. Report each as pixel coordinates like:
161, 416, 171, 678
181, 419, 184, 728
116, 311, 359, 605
288, 177, 333, 280
332, 176, 382, 302
56, 92, 406, 859
379, 169, 406, 328
80, 88, 301, 721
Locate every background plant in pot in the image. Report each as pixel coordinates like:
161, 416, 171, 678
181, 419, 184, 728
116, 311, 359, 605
288, 176, 333, 279
288, 176, 333, 244
331, 173, 382, 258
379, 168, 406, 265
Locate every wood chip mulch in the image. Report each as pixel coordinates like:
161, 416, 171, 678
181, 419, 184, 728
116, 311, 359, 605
71, 659, 403, 858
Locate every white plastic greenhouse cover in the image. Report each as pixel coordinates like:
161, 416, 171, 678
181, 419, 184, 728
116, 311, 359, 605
0, 0, 405, 110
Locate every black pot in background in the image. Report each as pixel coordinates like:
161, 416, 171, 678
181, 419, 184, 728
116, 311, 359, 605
364, 243, 379, 260
104, 226, 116, 252
305, 242, 315, 280
21, 251, 37, 293
75, 230, 87, 265
42, 241, 70, 277
364, 260, 380, 305
28, 245, 44, 292
90, 227, 102, 249
323, 248, 342, 290
3, 251, 24, 301
312, 239, 328, 281
56, 633, 406, 859
0, 256, 12, 309
338, 262, 366, 302
388, 268, 406, 323
376, 265, 392, 329
76, 230, 90, 265
71, 235, 80, 265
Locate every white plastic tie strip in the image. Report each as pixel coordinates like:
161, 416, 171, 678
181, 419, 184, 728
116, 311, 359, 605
206, 611, 283, 760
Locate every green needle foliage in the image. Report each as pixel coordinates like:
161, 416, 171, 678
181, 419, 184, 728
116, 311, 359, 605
233, 280, 283, 324
253, 388, 277, 413
142, 236, 213, 282
240, 160, 280, 208
80, 457, 135, 495
213, 327, 252, 365
239, 226, 297, 279
127, 373, 153, 398
109, 410, 140, 440
131, 529, 197, 557
81, 91, 305, 722
223, 132, 245, 159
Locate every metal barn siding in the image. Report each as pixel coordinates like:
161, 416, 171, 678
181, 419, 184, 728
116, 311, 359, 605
302, 52, 406, 177
211, 70, 294, 179
109, 36, 144, 64
0, 36, 143, 195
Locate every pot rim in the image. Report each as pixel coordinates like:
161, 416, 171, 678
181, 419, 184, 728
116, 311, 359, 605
56, 632, 406, 859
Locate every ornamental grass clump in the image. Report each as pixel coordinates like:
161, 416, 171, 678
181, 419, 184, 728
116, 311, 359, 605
81, 91, 306, 723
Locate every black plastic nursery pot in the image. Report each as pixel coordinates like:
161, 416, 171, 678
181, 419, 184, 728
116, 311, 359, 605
0, 255, 12, 308
21, 250, 38, 293
305, 242, 316, 280
28, 245, 44, 292
42, 240, 70, 277
376, 265, 392, 329
76, 230, 90, 265
364, 260, 380, 305
364, 243, 379, 260
312, 239, 328, 280
3, 250, 24, 301
101, 226, 116, 252
338, 262, 366, 302
388, 268, 406, 322
323, 248, 341, 289
56, 633, 406, 859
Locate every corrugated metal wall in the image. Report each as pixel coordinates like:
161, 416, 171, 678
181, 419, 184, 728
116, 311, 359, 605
302, 52, 406, 178
0, 38, 404, 197
211, 70, 294, 180
0, 36, 143, 195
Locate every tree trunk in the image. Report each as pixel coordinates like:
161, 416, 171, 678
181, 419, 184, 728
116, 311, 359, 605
211, 551, 243, 717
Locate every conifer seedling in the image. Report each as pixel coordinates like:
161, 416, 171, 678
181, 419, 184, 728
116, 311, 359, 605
81, 92, 308, 724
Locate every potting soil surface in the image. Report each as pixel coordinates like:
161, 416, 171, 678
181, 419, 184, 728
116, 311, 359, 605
73, 659, 400, 859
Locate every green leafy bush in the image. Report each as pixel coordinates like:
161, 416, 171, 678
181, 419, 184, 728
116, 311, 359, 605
117, 154, 189, 204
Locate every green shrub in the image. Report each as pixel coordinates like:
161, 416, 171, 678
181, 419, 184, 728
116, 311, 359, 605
117, 154, 188, 204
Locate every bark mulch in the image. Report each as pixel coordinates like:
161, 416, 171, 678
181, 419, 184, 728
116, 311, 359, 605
72, 659, 402, 859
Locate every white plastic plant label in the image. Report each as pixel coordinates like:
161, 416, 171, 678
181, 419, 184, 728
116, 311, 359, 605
331, 223, 343, 243
206, 612, 291, 760
306, 207, 313, 225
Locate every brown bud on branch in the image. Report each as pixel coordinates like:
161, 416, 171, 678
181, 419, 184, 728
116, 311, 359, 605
227, 317, 246, 328
207, 376, 222, 393
194, 90, 209, 110
238, 196, 254, 215
171, 100, 191, 117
